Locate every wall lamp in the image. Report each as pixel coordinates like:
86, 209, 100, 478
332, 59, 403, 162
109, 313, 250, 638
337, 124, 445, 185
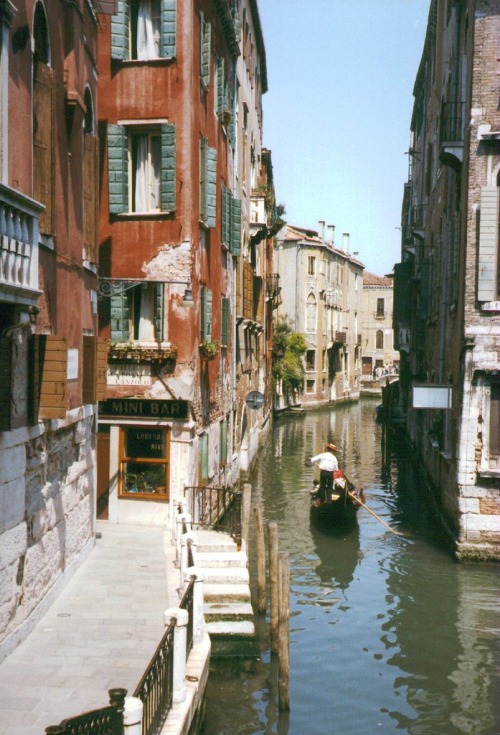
98, 277, 193, 305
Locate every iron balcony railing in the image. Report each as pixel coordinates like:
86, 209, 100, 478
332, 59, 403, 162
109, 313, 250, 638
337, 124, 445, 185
440, 101, 465, 143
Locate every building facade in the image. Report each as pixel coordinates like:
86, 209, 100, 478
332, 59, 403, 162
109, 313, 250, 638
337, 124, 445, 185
0, 0, 103, 656
274, 223, 364, 409
361, 271, 399, 384
394, 0, 500, 559
96, 0, 271, 521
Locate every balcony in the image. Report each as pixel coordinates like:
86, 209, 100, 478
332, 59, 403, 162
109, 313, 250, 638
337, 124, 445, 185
265, 273, 282, 309
0, 184, 43, 304
440, 101, 465, 170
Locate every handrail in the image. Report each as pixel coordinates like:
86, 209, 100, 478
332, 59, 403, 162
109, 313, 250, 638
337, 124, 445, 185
179, 577, 195, 655
183, 484, 242, 545
133, 622, 175, 735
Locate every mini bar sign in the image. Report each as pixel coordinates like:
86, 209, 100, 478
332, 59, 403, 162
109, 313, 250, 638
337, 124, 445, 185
99, 398, 189, 420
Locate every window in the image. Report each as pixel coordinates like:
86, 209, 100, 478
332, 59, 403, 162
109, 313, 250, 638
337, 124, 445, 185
221, 184, 242, 254
107, 123, 176, 214
489, 379, 500, 468
199, 137, 217, 227
110, 282, 164, 342
119, 426, 169, 500
200, 286, 213, 342
477, 183, 500, 301
83, 88, 98, 264
308, 256, 316, 276
306, 293, 317, 332
199, 432, 209, 484
306, 379, 315, 393
376, 330, 384, 350
306, 349, 315, 370
111, 0, 176, 61
221, 297, 230, 347
376, 298, 385, 317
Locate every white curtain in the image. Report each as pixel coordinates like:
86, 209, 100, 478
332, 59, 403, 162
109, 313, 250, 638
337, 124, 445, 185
134, 135, 148, 212
137, 0, 158, 60
138, 286, 155, 341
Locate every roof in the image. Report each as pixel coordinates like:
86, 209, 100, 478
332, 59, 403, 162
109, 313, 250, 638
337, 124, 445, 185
363, 271, 393, 287
279, 224, 365, 269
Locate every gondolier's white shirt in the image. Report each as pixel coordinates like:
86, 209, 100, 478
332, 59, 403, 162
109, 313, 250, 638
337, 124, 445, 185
311, 452, 339, 472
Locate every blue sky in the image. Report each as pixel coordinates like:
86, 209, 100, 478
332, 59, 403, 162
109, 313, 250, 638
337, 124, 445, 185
258, 0, 429, 276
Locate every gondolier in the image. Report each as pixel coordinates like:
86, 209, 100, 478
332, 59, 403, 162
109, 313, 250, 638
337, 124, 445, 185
311, 444, 339, 501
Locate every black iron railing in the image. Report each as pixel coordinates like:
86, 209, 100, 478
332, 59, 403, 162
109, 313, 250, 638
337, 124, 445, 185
45, 689, 127, 735
183, 485, 242, 545
179, 577, 195, 655
440, 101, 465, 143
133, 623, 175, 735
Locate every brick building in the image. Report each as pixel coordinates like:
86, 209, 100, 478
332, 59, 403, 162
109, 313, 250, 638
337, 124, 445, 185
394, 0, 500, 559
0, 0, 104, 656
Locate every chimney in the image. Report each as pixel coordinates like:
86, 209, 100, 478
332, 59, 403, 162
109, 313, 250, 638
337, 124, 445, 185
318, 220, 325, 239
342, 232, 350, 252
327, 224, 335, 245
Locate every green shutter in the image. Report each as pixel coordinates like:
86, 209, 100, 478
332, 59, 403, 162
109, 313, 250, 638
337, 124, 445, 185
217, 57, 225, 115
199, 137, 207, 221
154, 284, 164, 341
221, 185, 230, 246
220, 418, 227, 465
160, 123, 176, 212
206, 145, 217, 228
110, 289, 130, 341
200, 286, 213, 342
111, 0, 130, 61
231, 197, 242, 256
200, 12, 211, 87
229, 106, 236, 149
107, 124, 128, 214
200, 432, 208, 484
161, 0, 176, 57
221, 297, 229, 346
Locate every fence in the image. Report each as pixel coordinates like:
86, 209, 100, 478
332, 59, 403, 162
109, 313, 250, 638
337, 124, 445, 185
183, 484, 242, 546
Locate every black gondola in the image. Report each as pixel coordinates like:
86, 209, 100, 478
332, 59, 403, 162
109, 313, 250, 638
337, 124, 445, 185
309, 471, 363, 528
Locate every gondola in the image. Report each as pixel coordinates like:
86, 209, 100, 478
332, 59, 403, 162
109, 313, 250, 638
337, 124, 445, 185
309, 471, 363, 528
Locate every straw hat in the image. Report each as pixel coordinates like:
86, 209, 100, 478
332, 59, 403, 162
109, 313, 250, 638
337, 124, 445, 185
325, 443, 337, 452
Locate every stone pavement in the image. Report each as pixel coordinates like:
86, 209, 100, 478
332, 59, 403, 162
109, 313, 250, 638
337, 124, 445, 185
0, 521, 182, 735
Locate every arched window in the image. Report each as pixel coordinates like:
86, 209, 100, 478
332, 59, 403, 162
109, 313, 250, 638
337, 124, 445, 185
83, 87, 98, 264
306, 292, 317, 332
33, 3, 54, 236
376, 330, 384, 350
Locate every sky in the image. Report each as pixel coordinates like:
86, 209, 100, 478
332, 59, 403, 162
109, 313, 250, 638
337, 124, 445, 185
258, 0, 430, 276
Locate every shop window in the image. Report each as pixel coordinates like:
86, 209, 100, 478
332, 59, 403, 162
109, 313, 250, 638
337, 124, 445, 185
119, 426, 169, 499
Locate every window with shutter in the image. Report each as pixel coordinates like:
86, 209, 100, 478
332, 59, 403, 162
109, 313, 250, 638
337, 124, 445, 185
221, 296, 229, 346
97, 338, 109, 402
199, 138, 217, 227
110, 290, 131, 341
33, 61, 55, 236
200, 12, 211, 88
200, 286, 213, 342
221, 185, 231, 246
231, 197, 242, 255
220, 418, 227, 466
83, 134, 99, 263
34, 336, 68, 420
111, 0, 176, 61
160, 123, 176, 212
82, 335, 97, 405
478, 186, 499, 301
107, 124, 129, 214
490, 380, 500, 467
154, 283, 164, 341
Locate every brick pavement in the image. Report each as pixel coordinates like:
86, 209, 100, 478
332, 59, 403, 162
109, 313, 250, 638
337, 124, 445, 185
0, 521, 181, 735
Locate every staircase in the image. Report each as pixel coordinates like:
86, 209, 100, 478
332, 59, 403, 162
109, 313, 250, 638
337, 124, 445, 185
195, 530, 258, 657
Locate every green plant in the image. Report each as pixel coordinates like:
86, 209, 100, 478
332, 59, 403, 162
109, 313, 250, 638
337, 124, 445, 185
272, 317, 307, 394
199, 339, 220, 360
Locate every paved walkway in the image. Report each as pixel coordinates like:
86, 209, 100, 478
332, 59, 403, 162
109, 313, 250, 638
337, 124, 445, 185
0, 521, 181, 735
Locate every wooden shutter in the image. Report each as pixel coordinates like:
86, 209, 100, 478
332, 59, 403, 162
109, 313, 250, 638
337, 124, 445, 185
111, 0, 130, 60
36, 336, 68, 420
0, 337, 13, 430
107, 124, 129, 214
243, 261, 253, 319
160, 123, 176, 212
161, 0, 176, 57
205, 145, 217, 228
200, 286, 213, 342
97, 338, 109, 402
221, 185, 231, 246
231, 197, 242, 255
200, 12, 211, 87
154, 283, 164, 341
33, 62, 55, 236
83, 134, 99, 264
82, 335, 97, 404
478, 187, 499, 301
110, 289, 130, 341
221, 296, 229, 347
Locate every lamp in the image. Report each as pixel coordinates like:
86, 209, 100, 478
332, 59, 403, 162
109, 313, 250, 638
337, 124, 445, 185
182, 286, 193, 305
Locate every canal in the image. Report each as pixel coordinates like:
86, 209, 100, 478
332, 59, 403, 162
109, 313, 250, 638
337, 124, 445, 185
202, 399, 500, 735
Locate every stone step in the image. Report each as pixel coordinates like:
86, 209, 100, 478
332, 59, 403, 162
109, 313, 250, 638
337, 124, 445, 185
204, 583, 251, 603
206, 620, 256, 637
204, 601, 254, 622
195, 551, 248, 568
202, 566, 249, 585
195, 530, 240, 554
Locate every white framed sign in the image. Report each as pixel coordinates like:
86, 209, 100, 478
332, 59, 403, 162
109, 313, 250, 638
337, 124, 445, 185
412, 385, 452, 409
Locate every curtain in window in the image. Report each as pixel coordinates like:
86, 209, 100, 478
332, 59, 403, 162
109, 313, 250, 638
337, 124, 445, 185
134, 135, 148, 212
137, 0, 159, 60
138, 286, 155, 341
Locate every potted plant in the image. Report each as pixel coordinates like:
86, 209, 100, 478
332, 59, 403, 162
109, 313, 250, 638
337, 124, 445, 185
199, 339, 220, 361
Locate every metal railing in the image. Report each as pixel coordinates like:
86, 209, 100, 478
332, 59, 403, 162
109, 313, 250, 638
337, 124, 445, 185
183, 484, 242, 545
179, 578, 195, 656
45, 689, 127, 735
133, 623, 175, 735
440, 101, 465, 143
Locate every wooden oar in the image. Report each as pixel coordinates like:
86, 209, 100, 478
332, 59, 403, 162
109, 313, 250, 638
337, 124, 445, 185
347, 490, 408, 538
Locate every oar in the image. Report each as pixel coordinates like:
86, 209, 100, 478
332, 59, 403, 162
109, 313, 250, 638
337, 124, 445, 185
347, 490, 408, 538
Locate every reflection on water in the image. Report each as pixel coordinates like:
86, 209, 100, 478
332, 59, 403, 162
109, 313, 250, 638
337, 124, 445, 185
202, 401, 500, 735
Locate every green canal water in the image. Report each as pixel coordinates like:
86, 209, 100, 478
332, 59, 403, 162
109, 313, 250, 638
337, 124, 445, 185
202, 400, 500, 735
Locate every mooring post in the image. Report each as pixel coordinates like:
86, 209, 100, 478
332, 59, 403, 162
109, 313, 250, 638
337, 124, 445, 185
185, 567, 204, 645
164, 607, 189, 703
268, 521, 279, 653
254, 502, 266, 614
278, 551, 290, 712
123, 697, 143, 735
